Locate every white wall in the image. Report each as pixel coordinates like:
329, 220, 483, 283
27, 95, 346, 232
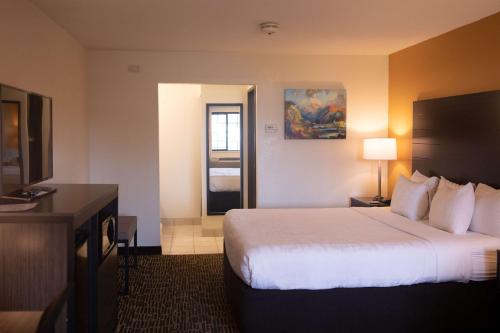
158, 84, 202, 219
87, 50, 388, 246
0, 0, 88, 183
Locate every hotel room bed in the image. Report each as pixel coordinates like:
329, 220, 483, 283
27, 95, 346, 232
223, 90, 500, 332
224, 207, 500, 290
223, 206, 500, 333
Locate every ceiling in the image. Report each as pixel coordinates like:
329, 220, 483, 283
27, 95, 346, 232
31, 0, 500, 55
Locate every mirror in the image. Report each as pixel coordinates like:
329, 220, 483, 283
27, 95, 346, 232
0, 84, 53, 196
0, 85, 27, 194
206, 103, 243, 215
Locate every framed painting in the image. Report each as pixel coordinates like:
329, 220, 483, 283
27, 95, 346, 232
284, 89, 346, 139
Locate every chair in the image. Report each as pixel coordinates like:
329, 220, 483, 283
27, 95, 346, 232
36, 286, 70, 333
117, 216, 138, 295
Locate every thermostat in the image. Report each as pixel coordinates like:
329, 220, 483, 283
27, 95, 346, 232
265, 123, 278, 133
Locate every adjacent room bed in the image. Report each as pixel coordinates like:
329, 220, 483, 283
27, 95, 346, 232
223, 90, 500, 332
209, 168, 240, 193
207, 164, 242, 214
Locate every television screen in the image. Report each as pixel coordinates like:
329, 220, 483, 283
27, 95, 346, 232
27, 93, 53, 184
0, 85, 52, 195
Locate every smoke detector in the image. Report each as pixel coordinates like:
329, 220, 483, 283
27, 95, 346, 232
260, 22, 279, 35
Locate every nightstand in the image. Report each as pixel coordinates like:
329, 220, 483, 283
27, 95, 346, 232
350, 197, 391, 207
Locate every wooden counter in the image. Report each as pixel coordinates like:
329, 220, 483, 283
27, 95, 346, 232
0, 184, 118, 228
0, 184, 119, 333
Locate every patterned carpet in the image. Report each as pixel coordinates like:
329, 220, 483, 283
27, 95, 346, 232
117, 254, 239, 333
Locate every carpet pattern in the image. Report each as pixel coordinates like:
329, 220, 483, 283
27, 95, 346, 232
117, 254, 239, 333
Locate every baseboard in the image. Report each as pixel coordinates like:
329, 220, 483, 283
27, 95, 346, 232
117, 246, 162, 255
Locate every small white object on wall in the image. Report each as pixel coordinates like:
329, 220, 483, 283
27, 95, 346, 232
264, 123, 278, 133
128, 65, 140, 73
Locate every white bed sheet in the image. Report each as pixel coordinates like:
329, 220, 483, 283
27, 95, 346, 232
223, 207, 500, 290
209, 168, 240, 192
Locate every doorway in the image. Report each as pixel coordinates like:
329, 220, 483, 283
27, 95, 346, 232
158, 83, 256, 255
206, 103, 243, 215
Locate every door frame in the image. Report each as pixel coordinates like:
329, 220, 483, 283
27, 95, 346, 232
247, 87, 257, 208
205, 103, 244, 214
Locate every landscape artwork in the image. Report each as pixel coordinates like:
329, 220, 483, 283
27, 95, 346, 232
284, 89, 346, 139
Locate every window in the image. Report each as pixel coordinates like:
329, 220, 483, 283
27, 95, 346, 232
211, 112, 240, 151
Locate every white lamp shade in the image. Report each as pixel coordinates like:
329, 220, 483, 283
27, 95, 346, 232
363, 138, 397, 160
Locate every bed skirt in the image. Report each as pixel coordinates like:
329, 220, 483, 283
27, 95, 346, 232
223, 250, 499, 333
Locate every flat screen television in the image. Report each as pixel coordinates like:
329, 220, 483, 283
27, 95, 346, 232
0, 84, 53, 198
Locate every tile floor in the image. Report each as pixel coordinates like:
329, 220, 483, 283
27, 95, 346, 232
160, 216, 224, 255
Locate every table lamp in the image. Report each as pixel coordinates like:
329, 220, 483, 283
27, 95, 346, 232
363, 138, 397, 202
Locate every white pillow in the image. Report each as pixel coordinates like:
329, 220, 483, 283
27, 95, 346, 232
410, 170, 439, 202
390, 175, 429, 220
469, 183, 500, 237
429, 177, 475, 234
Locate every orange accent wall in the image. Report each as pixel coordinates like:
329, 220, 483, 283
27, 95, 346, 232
388, 12, 500, 194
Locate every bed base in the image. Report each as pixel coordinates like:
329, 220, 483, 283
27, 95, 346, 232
208, 190, 240, 214
224, 251, 500, 333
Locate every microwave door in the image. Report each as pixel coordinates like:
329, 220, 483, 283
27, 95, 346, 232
102, 217, 115, 258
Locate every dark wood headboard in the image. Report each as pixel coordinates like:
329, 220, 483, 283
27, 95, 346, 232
412, 90, 500, 187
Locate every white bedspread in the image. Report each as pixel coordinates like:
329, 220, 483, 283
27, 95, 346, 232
223, 207, 500, 290
209, 168, 240, 192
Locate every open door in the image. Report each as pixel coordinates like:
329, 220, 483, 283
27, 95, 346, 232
247, 87, 256, 208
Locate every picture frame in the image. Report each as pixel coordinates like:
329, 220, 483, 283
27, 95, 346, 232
284, 89, 346, 139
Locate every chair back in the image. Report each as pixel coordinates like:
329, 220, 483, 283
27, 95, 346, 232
36, 287, 70, 333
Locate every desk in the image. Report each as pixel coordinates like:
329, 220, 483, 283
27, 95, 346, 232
0, 184, 118, 333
